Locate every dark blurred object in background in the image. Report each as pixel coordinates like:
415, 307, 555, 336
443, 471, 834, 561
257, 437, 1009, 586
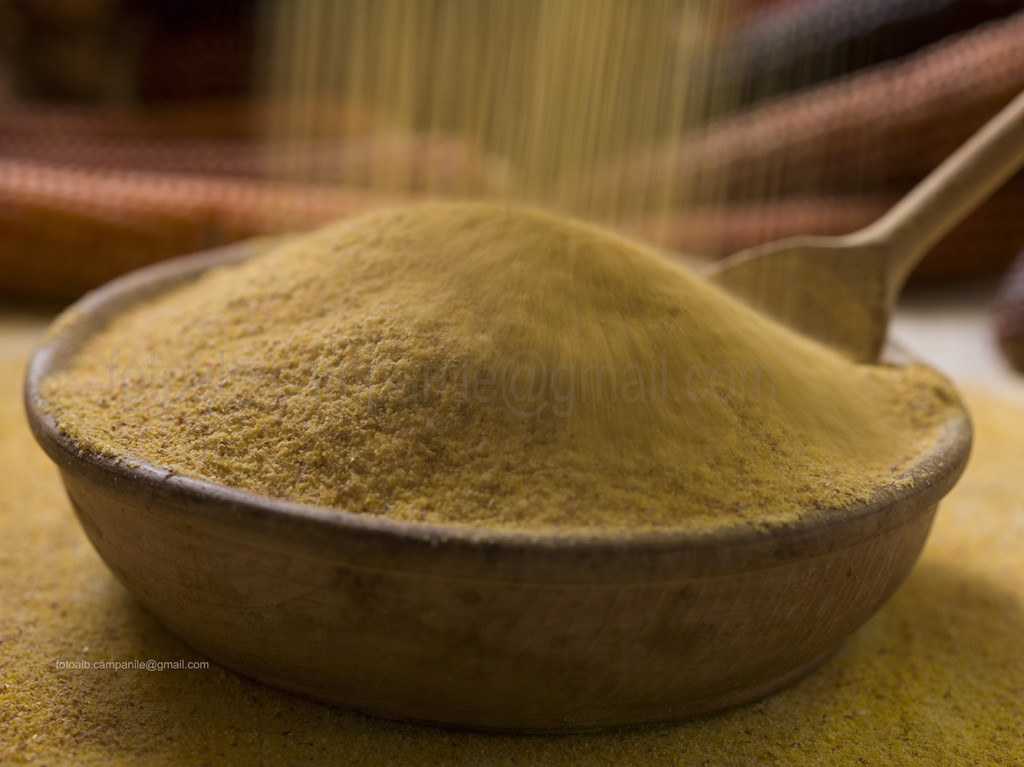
1, 0, 1024, 304
994, 248, 1024, 372
0, 0, 255, 103
722, 0, 1024, 110
125, 0, 255, 102
0, 0, 133, 102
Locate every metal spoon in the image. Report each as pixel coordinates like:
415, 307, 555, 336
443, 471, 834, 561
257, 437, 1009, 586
707, 88, 1024, 362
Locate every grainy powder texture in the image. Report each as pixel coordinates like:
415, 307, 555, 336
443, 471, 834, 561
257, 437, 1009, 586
3, 329, 1022, 763
41, 203, 956, 531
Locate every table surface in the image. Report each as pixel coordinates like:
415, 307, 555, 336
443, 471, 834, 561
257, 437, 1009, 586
1, 283, 1022, 765
892, 279, 1024, 398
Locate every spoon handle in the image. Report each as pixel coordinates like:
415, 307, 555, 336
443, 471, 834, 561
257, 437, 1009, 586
855, 88, 1024, 295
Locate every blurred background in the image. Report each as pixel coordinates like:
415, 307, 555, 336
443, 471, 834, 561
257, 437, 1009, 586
1, 0, 1023, 365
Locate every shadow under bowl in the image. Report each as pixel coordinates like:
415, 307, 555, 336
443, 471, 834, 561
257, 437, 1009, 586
24, 242, 972, 732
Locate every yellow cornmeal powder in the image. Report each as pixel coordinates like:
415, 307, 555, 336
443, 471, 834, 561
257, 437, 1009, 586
42, 203, 957, 531
3, 342, 1021, 764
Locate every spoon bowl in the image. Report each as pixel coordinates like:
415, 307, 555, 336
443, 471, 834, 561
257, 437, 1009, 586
708, 88, 1024, 362
24, 242, 971, 732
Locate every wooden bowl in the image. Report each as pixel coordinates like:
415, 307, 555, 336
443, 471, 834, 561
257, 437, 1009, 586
24, 243, 972, 732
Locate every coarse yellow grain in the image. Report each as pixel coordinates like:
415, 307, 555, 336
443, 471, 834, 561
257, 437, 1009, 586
42, 202, 955, 532
3, 324, 1021, 763
259, 0, 735, 220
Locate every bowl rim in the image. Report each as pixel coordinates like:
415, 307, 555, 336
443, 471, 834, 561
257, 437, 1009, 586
23, 240, 973, 580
